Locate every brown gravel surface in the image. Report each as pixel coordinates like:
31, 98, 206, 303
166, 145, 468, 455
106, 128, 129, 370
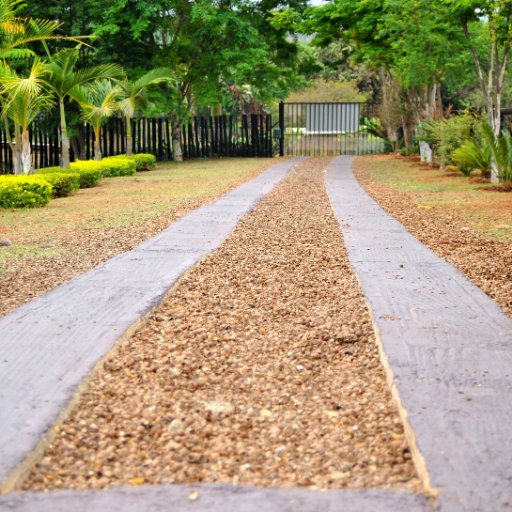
0, 161, 271, 317
354, 156, 512, 318
24, 158, 420, 492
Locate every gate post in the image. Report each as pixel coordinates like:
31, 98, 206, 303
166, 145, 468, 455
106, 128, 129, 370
279, 101, 284, 157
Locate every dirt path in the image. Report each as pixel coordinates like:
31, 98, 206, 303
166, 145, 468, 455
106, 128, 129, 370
24, 158, 420, 492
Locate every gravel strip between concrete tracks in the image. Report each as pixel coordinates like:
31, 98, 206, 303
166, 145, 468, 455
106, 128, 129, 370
24, 157, 420, 492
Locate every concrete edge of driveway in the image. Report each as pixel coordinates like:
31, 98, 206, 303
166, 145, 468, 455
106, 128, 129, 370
0, 157, 303, 495
325, 156, 512, 512
0, 483, 434, 512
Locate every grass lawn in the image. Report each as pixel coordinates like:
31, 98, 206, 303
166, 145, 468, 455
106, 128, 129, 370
357, 155, 512, 241
0, 158, 273, 269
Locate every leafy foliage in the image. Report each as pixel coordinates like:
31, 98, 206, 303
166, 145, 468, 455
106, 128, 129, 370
98, 157, 137, 177
286, 78, 366, 102
416, 114, 479, 166
109, 153, 157, 171
39, 164, 103, 188
452, 139, 491, 177
0, 175, 52, 207
34, 171, 80, 196
68, 158, 136, 178
481, 123, 512, 184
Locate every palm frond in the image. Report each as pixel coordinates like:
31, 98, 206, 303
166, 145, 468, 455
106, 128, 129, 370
0, 47, 34, 59
481, 123, 512, 183
0, 0, 26, 23
78, 79, 121, 126
117, 96, 138, 118
453, 139, 491, 174
73, 63, 125, 88
117, 68, 174, 118
131, 67, 175, 91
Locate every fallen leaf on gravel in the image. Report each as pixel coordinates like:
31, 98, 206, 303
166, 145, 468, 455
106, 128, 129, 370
128, 477, 145, 485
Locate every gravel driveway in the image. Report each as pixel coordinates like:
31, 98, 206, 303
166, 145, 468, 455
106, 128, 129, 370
24, 158, 420, 492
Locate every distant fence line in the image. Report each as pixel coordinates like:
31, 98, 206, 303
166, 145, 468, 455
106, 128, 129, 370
0, 113, 274, 173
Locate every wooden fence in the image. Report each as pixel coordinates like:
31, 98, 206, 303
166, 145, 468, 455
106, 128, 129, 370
0, 113, 274, 173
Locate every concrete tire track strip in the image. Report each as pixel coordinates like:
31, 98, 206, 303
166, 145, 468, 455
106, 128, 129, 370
0, 160, 301, 492
325, 157, 512, 512
1, 156, 511, 511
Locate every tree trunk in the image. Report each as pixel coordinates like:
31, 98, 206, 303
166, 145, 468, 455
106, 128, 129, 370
21, 130, 33, 175
12, 123, 22, 175
171, 119, 183, 162
59, 99, 70, 168
461, 20, 504, 183
386, 126, 400, 151
125, 116, 133, 156
94, 128, 102, 161
4, 116, 20, 174
72, 123, 87, 160
402, 118, 413, 153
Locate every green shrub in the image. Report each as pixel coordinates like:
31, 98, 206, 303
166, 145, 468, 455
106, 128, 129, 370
481, 123, 512, 184
453, 140, 491, 177
38, 165, 102, 189
417, 113, 480, 167
0, 176, 52, 208
34, 171, 80, 197
109, 153, 157, 171
132, 153, 156, 171
97, 157, 136, 177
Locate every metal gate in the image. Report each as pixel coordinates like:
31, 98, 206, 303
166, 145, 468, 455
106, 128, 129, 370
277, 102, 386, 157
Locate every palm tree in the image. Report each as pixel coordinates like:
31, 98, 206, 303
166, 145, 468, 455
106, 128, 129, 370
45, 48, 125, 168
0, 58, 52, 174
116, 68, 173, 155
75, 79, 121, 160
0, 0, 90, 173
0, 0, 87, 60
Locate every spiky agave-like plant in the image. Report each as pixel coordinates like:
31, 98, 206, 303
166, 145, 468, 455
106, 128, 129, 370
481, 123, 512, 184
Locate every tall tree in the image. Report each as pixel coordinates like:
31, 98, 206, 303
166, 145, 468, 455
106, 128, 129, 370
26, 0, 311, 157
303, 0, 471, 149
44, 47, 124, 168
0, 58, 52, 174
117, 68, 174, 155
442, 0, 512, 181
0, 0, 87, 173
75, 79, 121, 160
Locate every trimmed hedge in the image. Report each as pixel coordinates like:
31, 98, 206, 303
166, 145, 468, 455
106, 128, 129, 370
0, 175, 53, 208
109, 153, 156, 171
132, 153, 156, 171
34, 172, 80, 197
85, 157, 136, 177
100, 157, 137, 177
37, 165, 102, 189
